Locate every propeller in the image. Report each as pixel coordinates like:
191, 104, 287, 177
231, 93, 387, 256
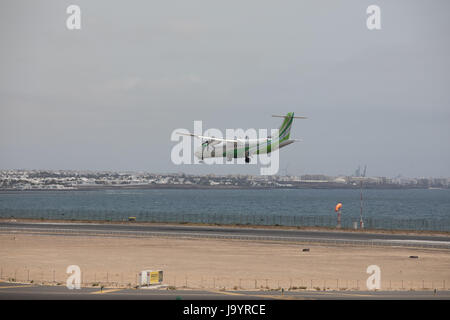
201, 139, 206, 160
201, 137, 215, 160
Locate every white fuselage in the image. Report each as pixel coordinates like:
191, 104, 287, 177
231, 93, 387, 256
194, 138, 294, 160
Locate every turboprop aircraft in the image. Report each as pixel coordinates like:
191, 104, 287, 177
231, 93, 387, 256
177, 112, 306, 163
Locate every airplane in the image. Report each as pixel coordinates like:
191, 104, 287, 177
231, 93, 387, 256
177, 112, 307, 163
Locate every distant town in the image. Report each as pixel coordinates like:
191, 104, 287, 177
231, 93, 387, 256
0, 170, 449, 191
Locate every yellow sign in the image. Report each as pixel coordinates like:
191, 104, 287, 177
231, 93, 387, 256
149, 271, 163, 284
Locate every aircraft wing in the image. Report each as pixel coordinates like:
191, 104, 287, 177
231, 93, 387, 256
176, 132, 267, 143
176, 132, 241, 143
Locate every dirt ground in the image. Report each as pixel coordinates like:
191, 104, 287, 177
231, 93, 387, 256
1, 233, 449, 291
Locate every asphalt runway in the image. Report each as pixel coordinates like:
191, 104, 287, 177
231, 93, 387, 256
1, 221, 450, 248
0, 282, 449, 300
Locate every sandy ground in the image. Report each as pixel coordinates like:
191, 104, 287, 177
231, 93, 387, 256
1, 234, 449, 291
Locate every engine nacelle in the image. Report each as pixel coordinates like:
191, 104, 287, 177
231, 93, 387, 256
202, 139, 221, 147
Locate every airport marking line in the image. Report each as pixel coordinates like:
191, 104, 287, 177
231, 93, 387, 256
0, 285, 34, 289
207, 290, 307, 300
2, 225, 450, 249
207, 290, 246, 297
90, 288, 124, 294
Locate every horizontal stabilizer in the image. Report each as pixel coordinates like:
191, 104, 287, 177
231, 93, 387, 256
272, 115, 308, 119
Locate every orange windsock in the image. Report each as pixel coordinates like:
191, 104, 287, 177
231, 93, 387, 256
335, 203, 342, 212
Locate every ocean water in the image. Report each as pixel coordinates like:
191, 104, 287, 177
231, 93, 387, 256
0, 188, 449, 231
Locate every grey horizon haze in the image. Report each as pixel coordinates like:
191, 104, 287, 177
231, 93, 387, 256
1, 1, 449, 178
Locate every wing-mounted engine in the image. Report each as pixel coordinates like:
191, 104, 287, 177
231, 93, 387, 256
201, 138, 221, 148
200, 137, 222, 160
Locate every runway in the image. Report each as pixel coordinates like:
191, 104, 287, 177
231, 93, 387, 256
1, 220, 449, 248
0, 282, 449, 300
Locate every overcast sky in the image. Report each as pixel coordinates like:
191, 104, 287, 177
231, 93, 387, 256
1, 1, 449, 177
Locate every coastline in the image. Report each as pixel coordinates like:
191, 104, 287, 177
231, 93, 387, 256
1, 184, 447, 192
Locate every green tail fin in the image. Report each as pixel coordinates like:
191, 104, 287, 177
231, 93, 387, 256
277, 112, 294, 141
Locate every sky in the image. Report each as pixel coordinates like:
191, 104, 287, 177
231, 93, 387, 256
1, 1, 449, 177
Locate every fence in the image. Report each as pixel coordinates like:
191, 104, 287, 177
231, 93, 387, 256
0, 267, 448, 292
1, 208, 450, 232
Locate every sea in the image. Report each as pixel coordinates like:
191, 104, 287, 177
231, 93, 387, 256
0, 188, 449, 231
